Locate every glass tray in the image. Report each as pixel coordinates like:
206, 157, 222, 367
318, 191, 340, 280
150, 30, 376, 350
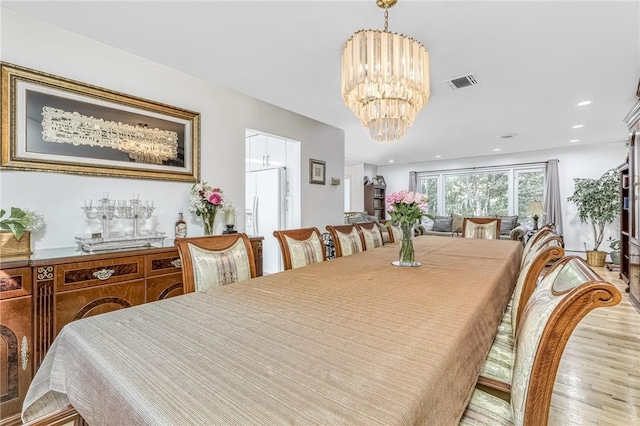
75, 232, 166, 253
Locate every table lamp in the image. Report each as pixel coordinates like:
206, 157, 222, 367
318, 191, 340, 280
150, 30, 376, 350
527, 201, 545, 231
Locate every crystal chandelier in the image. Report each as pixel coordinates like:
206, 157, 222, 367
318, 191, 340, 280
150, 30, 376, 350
41, 106, 178, 164
341, 0, 430, 142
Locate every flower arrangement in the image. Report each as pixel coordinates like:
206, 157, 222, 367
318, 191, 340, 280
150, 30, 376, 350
0, 207, 45, 241
188, 182, 229, 235
385, 190, 429, 224
385, 190, 428, 266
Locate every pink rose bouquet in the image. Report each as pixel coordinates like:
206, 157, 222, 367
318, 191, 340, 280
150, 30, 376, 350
386, 190, 428, 225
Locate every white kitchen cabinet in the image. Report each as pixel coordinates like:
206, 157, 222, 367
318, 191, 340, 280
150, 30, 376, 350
247, 134, 286, 171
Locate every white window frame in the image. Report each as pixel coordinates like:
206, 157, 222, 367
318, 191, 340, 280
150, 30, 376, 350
417, 164, 545, 217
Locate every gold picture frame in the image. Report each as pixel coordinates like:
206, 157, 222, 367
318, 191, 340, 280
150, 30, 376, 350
309, 158, 326, 185
1, 62, 200, 182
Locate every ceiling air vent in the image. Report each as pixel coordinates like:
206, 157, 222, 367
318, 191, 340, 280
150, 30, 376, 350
499, 133, 518, 140
443, 73, 479, 90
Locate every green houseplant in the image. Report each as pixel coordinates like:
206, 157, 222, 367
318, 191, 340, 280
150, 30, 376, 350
0, 207, 44, 257
567, 169, 620, 266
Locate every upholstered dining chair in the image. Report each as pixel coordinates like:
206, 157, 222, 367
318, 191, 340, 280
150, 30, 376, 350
355, 222, 384, 250
325, 224, 365, 257
383, 221, 403, 244
460, 256, 621, 425
273, 227, 326, 270
176, 234, 256, 293
462, 217, 502, 239
477, 233, 564, 396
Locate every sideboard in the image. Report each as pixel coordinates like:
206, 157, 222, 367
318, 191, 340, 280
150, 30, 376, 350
0, 236, 264, 426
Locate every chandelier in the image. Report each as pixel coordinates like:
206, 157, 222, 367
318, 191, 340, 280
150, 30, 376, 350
341, 0, 430, 142
41, 106, 178, 165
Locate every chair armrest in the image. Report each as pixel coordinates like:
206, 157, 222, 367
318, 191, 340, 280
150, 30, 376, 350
510, 225, 528, 242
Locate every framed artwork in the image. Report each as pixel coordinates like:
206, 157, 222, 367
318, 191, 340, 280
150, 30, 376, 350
309, 158, 326, 185
1, 62, 200, 182
375, 175, 386, 187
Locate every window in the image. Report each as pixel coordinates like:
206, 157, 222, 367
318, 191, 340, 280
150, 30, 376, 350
419, 176, 438, 217
417, 165, 545, 223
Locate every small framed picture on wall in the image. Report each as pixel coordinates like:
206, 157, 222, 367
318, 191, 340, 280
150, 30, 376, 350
309, 159, 326, 185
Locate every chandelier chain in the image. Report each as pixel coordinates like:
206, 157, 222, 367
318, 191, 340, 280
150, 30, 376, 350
384, 7, 389, 32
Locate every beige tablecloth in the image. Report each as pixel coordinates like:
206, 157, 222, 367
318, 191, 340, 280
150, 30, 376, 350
23, 236, 522, 425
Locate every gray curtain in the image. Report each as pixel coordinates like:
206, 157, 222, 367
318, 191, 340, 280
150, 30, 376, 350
543, 159, 563, 235
409, 171, 417, 192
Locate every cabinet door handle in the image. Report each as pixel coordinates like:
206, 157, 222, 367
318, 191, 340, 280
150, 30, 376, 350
262, 156, 266, 167
171, 259, 182, 269
21, 336, 28, 371
93, 268, 115, 280
267, 155, 270, 165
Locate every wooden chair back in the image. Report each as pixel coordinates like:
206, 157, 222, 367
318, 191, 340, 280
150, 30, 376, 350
462, 217, 502, 239
510, 234, 565, 334
522, 229, 553, 261
510, 256, 620, 425
273, 227, 326, 270
176, 234, 256, 293
325, 224, 364, 257
383, 221, 403, 244
355, 222, 384, 250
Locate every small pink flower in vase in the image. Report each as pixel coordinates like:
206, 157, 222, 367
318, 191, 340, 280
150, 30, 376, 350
403, 193, 415, 204
208, 192, 222, 205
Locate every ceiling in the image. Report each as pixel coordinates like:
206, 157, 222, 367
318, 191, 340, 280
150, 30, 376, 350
3, 1, 639, 166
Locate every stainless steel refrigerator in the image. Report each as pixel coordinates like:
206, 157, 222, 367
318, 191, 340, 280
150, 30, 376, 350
245, 167, 286, 274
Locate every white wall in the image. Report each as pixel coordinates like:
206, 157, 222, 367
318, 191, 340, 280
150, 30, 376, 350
377, 142, 627, 253
0, 9, 344, 249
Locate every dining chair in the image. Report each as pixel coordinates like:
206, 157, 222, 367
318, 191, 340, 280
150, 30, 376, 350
273, 227, 326, 270
176, 234, 256, 293
462, 217, 502, 239
477, 234, 564, 396
460, 256, 621, 425
325, 224, 365, 257
355, 222, 384, 250
383, 221, 403, 244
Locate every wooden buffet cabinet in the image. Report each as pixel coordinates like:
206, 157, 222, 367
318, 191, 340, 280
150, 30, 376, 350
623, 81, 640, 313
0, 237, 263, 426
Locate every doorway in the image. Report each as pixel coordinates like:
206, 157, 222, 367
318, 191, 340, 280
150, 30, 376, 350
245, 129, 300, 274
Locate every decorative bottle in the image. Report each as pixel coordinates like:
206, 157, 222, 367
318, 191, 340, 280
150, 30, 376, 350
175, 212, 187, 238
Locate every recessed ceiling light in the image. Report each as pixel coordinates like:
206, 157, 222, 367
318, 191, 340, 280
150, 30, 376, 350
572, 124, 584, 129
388, 160, 394, 163
435, 155, 441, 158
493, 148, 501, 152
570, 139, 579, 143
577, 100, 591, 106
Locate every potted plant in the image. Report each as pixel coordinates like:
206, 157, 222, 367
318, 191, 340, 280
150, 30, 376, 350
608, 237, 621, 266
0, 207, 44, 257
567, 169, 620, 267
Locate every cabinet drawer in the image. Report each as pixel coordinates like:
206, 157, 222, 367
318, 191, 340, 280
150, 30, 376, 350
0, 266, 32, 299
145, 250, 182, 277
55, 279, 145, 335
146, 273, 183, 302
55, 256, 144, 292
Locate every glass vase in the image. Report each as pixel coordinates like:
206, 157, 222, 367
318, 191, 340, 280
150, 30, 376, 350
202, 210, 216, 236
392, 223, 421, 267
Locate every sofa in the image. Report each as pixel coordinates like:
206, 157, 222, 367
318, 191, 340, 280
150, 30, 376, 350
422, 214, 528, 242
344, 212, 528, 243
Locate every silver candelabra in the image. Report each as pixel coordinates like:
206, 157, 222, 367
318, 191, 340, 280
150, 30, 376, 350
78, 193, 164, 252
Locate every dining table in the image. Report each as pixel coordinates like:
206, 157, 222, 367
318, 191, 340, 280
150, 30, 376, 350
22, 236, 522, 425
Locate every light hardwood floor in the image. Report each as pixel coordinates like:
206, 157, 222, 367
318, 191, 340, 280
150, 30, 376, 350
548, 266, 640, 425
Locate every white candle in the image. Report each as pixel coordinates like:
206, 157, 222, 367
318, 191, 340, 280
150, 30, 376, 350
225, 208, 236, 226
